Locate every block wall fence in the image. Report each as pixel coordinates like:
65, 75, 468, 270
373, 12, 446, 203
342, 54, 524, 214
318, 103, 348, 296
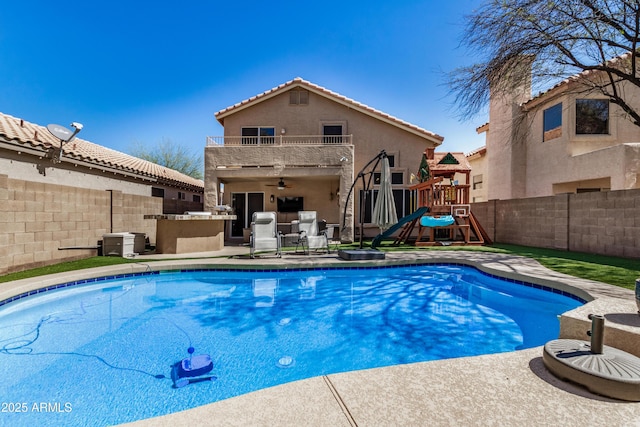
471, 188, 640, 259
2, 175, 638, 274
0, 174, 162, 275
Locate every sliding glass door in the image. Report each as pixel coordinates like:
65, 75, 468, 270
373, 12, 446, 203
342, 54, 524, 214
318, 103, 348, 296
231, 192, 264, 237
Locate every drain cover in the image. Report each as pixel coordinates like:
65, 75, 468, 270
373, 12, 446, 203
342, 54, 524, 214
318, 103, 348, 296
277, 356, 295, 368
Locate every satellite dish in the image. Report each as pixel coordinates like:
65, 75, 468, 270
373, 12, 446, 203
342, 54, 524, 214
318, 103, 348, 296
44, 122, 83, 164
47, 124, 73, 141
47, 122, 83, 143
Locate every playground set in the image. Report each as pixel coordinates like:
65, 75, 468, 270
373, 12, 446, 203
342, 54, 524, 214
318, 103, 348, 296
372, 150, 491, 248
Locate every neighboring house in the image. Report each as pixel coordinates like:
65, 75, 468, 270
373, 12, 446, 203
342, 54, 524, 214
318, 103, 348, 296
204, 77, 443, 241
466, 143, 487, 203
0, 112, 204, 273
476, 59, 640, 200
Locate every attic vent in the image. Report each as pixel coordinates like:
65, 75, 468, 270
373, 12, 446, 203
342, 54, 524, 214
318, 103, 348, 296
438, 153, 459, 165
289, 89, 309, 105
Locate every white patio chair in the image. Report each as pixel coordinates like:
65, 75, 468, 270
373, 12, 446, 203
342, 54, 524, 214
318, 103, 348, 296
250, 211, 281, 258
296, 211, 329, 254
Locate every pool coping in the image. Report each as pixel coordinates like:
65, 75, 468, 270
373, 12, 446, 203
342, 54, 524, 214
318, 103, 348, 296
2, 249, 639, 426
1, 250, 631, 304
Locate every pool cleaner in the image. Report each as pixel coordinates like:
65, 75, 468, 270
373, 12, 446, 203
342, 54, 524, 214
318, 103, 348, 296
171, 346, 215, 388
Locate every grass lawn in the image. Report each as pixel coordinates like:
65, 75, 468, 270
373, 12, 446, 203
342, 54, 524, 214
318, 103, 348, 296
328, 242, 638, 290
1, 243, 638, 290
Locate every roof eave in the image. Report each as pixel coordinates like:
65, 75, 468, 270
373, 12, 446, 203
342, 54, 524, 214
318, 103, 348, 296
0, 139, 160, 182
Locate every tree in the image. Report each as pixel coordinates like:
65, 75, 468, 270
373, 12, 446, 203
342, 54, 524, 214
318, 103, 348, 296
449, 0, 640, 128
129, 138, 203, 180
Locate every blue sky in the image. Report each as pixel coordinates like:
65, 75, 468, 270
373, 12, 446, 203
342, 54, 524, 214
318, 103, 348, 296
1, 0, 486, 158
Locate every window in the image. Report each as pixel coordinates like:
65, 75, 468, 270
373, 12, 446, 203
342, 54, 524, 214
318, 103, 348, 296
391, 172, 403, 185
323, 125, 343, 144
241, 127, 275, 144
289, 90, 309, 105
543, 103, 562, 141
193, 195, 201, 203
151, 187, 164, 197
359, 189, 413, 223
373, 171, 403, 185
372, 156, 398, 183
576, 99, 609, 134
472, 174, 483, 190
177, 192, 186, 200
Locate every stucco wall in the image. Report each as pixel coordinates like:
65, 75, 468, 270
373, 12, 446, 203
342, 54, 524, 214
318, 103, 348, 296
523, 95, 640, 196
472, 188, 640, 259
0, 174, 162, 274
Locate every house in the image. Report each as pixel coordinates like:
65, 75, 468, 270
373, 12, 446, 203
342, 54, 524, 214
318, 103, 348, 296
466, 144, 487, 203
0, 112, 204, 273
475, 57, 640, 201
204, 77, 443, 242
464, 59, 640, 259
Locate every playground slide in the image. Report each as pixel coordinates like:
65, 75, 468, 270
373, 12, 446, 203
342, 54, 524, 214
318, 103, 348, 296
371, 206, 430, 249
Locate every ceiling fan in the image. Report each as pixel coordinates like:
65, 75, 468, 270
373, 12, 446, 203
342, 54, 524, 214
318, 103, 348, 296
266, 178, 292, 190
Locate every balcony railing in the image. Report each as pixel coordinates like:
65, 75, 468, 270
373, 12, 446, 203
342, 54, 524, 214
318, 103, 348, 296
206, 135, 352, 146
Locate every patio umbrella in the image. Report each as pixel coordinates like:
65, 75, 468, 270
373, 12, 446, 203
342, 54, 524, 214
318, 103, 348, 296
372, 156, 398, 231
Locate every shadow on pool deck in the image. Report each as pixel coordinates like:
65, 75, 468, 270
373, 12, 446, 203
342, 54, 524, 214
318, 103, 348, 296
2, 249, 639, 426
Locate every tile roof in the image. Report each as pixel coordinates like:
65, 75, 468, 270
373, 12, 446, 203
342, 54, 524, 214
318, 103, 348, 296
0, 112, 203, 189
466, 146, 486, 157
476, 122, 489, 133
215, 77, 444, 144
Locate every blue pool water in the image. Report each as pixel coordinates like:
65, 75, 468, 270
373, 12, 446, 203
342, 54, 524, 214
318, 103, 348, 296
0, 264, 583, 426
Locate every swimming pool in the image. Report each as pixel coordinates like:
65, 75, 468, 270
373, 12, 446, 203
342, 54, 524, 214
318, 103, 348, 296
0, 264, 583, 426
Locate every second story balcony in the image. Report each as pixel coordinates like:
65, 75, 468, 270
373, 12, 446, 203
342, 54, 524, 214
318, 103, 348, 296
206, 135, 353, 147
205, 134, 354, 174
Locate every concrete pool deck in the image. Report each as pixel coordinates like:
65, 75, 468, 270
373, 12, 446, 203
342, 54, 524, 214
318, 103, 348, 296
2, 248, 639, 426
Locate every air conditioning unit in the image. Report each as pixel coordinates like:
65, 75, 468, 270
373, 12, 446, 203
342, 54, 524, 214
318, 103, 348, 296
102, 232, 135, 257
130, 232, 147, 254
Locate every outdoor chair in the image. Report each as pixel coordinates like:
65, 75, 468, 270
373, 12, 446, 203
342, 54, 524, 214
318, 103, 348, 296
296, 211, 329, 254
324, 224, 341, 252
249, 211, 281, 258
